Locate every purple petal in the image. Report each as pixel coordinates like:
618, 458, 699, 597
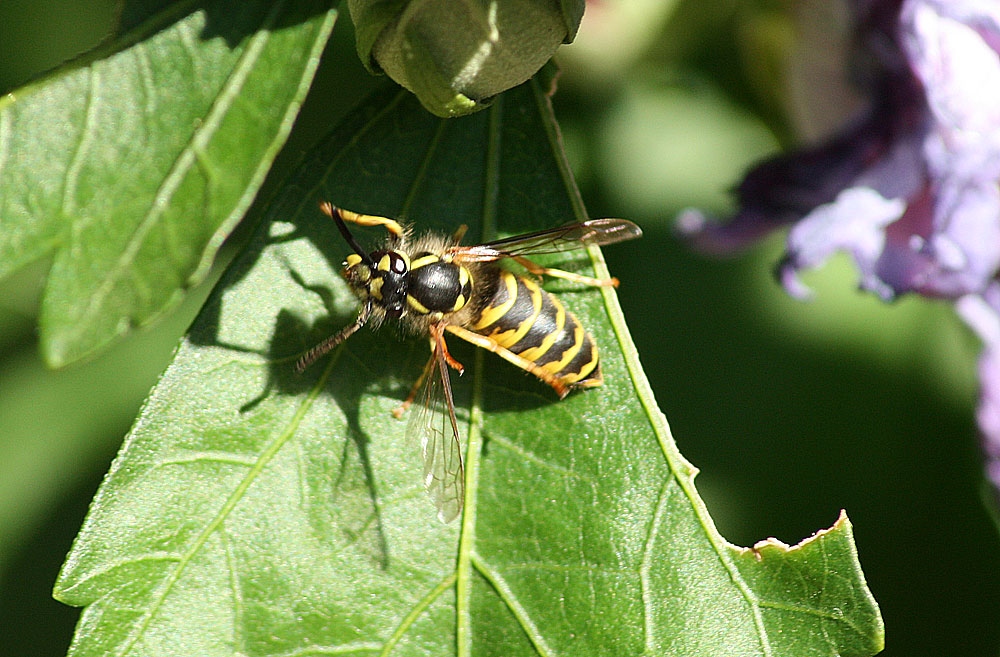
678, 105, 920, 254
902, 0, 1000, 180
957, 287, 1000, 494
780, 187, 905, 299
874, 178, 1000, 297
925, 178, 1000, 294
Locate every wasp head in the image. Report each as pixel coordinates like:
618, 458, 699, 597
342, 249, 410, 318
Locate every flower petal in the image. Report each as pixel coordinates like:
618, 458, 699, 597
957, 286, 1000, 495
902, 0, 1000, 179
779, 186, 905, 299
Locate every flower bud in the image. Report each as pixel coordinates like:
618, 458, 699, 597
349, 0, 584, 117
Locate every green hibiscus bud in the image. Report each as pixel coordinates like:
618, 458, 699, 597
349, 0, 584, 117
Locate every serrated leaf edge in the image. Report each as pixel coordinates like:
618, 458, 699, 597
530, 75, 780, 655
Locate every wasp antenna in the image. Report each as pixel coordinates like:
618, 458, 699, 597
296, 302, 373, 372
320, 202, 375, 267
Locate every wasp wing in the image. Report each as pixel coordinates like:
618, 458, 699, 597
405, 343, 465, 523
451, 218, 642, 262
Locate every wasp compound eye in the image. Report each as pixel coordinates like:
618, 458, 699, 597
364, 250, 409, 314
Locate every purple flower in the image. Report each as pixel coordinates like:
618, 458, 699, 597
680, 0, 1000, 493
958, 286, 1000, 490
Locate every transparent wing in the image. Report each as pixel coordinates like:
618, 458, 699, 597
451, 218, 642, 262
405, 343, 465, 523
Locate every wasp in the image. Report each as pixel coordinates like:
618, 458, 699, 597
298, 202, 641, 522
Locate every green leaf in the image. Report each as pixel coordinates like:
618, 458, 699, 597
55, 75, 883, 656
0, 0, 337, 367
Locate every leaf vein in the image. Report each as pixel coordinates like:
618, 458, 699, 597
220, 527, 246, 654
639, 477, 673, 652
273, 642, 383, 657
455, 96, 503, 654
70, 2, 286, 341
471, 551, 555, 657
485, 432, 597, 483
456, 348, 487, 656
528, 78, 582, 223
298, 91, 408, 223
398, 117, 448, 218
495, 562, 639, 576
380, 571, 457, 656
132, 40, 158, 123
112, 329, 339, 657
530, 75, 779, 656
63, 552, 183, 591
61, 62, 100, 217
479, 88, 502, 241
152, 451, 259, 469
175, 19, 204, 75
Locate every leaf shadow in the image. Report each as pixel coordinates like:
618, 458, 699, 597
197, 0, 334, 48
116, 0, 335, 50
183, 215, 409, 565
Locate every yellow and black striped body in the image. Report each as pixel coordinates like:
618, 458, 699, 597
339, 228, 607, 395
307, 204, 640, 523
469, 269, 602, 389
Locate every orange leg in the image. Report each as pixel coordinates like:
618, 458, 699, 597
511, 255, 619, 288
393, 324, 465, 419
393, 351, 436, 419
444, 324, 570, 398
432, 323, 465, 374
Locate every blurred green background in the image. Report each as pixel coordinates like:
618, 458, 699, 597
2, 1, 998, 656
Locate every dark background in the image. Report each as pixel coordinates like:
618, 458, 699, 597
2, 1, 998, 656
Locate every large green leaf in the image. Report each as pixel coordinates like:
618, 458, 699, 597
55, 76, 883, 656
0, 0, 337, 366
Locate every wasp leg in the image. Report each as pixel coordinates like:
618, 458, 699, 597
432, 323, 465, 374
393, 325, 465, 419
511, 255, 619, 288
393, 352, 437, 419
320, 202, 406, 239
451, 224, 468, 242
444, 324, 571, 398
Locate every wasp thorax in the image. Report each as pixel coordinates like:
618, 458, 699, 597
406, 252, 474, 316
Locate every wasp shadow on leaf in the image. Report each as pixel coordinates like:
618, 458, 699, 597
182, 201, 414, 566
262, 276, 422, 569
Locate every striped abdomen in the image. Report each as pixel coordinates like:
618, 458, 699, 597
471, 270, 602, 389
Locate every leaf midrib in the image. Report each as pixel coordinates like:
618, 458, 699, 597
455, 93, 504, 656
